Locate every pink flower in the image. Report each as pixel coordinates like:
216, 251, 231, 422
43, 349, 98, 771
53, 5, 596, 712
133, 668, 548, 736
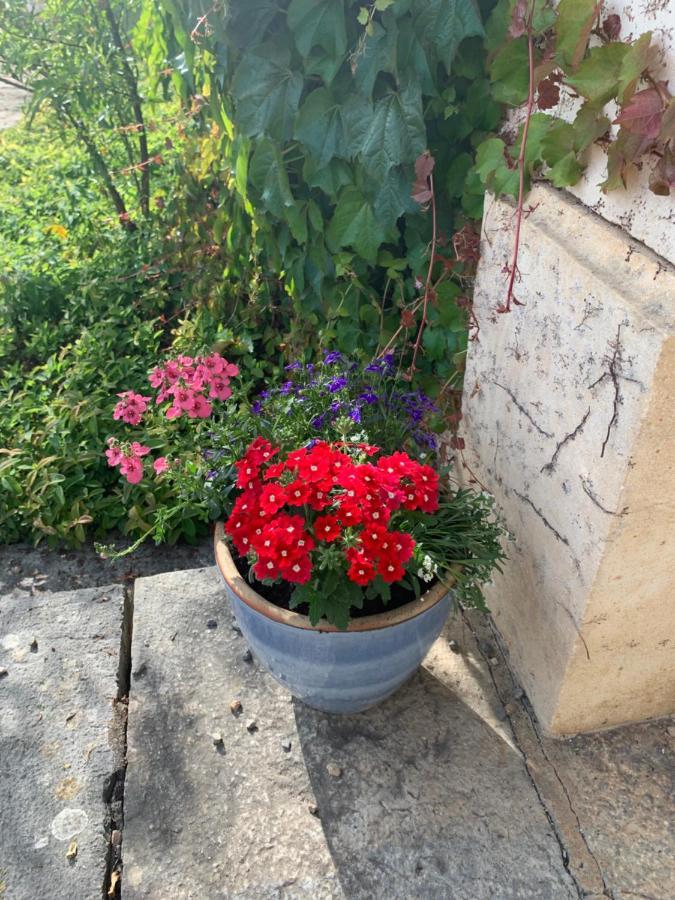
113, 390, 151, 425
187, 395, 212, 418
149, 367, 166, 388
224, 362, 239, 377
119, 456, 144, 484
208, 377, 232, 401
170, 386, 196, 410
153, 456, 169, 474
165, 405, 182, 420
130, 442, 150, 457
105, 447, 123, 467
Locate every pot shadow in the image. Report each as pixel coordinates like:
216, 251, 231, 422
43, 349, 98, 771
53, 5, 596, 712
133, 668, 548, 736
293, 667, 571, 900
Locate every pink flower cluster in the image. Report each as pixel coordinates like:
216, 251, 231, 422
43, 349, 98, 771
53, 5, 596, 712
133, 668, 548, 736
106, 351, 239, 485
106, 441, 158, 485
113, 391, 151, 426
149, 353, 239, 421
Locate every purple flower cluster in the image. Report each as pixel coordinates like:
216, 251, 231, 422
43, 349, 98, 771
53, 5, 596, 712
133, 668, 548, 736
249, 352, 438, 453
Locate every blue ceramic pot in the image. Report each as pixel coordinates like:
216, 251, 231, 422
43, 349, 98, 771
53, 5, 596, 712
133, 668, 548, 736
214, 524, 453, 714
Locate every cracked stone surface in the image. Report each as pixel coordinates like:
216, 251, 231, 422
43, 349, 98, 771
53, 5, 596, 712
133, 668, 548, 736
0, 582, 124, 900
124, 566, 579, 899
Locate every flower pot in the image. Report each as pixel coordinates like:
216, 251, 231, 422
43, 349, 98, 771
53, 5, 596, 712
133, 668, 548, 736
214, 523, 453, 714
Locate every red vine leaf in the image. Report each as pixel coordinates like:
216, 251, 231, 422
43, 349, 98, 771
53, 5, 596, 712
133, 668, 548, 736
400, 308, 416, 328
602, 14, 621, 40
648, 147, 675, 196
411, 151, 435, 204
509, 0, 529, 38
614, 86, 667, 140
537, 74, 561, 110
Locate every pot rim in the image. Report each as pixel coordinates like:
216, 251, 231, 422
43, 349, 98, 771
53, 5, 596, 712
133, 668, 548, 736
214, 521, 452, 633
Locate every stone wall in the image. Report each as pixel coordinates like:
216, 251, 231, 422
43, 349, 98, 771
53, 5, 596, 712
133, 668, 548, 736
460, 184, 674, 734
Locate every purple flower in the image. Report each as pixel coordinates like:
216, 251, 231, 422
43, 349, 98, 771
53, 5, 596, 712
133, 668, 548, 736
327, 376, 348, 393
349, 405, 362, 423
330, 400, 342, 414
251, 400, 263, 414
206, 469, 218, 480
260, 390, 270, 399
203, 449, 214, 459
323, 350, 342, 365
359, 387, 378, 405
284, 360, 303, 371
311, 414, 326, 429
279, 381, 294, 395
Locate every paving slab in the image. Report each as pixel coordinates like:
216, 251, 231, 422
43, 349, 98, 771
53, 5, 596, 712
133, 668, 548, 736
0, 536, 212, 595
124, 566, 577, 899
0, 582, 124, 900
461, 610, 675, 900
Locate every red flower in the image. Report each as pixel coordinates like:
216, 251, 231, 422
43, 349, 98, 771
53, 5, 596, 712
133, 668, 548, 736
286, 479, 313, 506
314, 514, 341, 542
279, 554, 312, 584
258, 483, 287, 516
377, 556, 406, 583
346, 549, 375, 586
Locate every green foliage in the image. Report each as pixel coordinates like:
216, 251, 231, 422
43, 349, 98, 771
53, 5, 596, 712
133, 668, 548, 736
473, 0, 673, 198
151, 0, 493, 385
0, 114, 278, 547
0, 0, 160, 225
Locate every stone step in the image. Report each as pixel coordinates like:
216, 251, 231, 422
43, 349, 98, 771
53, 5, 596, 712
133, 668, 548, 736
123, 566, 577, 899
0, 582, 125, 900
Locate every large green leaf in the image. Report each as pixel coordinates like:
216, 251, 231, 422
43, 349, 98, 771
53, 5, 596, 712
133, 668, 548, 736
287, 0, 347, 59
248, 139, 294, 219
474, 138, 519, 196
231, 42, 303, 140
373, 165, 416, 227
360, 82, 425, 175
566, 43, 629, 105
294, 88, 370, 167
303, 156, 353, 196
489, 38, 530, 105
352, 20, 398, 96
412, 0, 484, 67
327, 186, 385, 263
555, 0, 600, 71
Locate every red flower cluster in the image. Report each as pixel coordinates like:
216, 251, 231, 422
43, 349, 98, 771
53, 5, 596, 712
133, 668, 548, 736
225, 439, 439, 588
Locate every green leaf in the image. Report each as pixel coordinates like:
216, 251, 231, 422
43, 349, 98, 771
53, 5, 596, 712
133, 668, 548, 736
566, 43, 629, 105
396, 25, 437, 96
547, 151, 584, 187
294, 88, 351, 167
616, 33, 658, 104
445, 152, 473, 197
249, 138, 294, 218
556, 0, 599, 71
303, 156, 353, 196
412, 0, 484, 68
373, 165, 416, 226
287, 0, 347, 59
357, 7, 370, 26
231, 42, 303, 140
474, 138, 520, 196
490, 38, 530, 106
352, 20, 398, 97
327, 186, 385, 263
360, 82, 425, 176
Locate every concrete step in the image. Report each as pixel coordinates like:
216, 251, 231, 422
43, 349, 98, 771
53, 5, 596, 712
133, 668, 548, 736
122, 566, 577, 899
0, 582, 125, 900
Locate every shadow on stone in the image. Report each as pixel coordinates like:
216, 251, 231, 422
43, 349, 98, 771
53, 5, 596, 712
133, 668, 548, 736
294, 667, 576, 900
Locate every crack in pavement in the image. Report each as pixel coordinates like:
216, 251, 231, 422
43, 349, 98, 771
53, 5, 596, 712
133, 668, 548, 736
459, 608, 612, 899
103, 582, 134, 899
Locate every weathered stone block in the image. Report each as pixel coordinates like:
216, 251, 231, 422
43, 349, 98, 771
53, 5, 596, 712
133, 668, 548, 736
461, 183, 675, 734
0, 583, 124, 899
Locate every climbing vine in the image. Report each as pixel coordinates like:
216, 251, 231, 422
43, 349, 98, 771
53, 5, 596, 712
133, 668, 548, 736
473, 0, 674, 309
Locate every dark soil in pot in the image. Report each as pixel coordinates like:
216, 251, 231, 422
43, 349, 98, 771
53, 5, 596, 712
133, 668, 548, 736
232, 552, 437, 619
